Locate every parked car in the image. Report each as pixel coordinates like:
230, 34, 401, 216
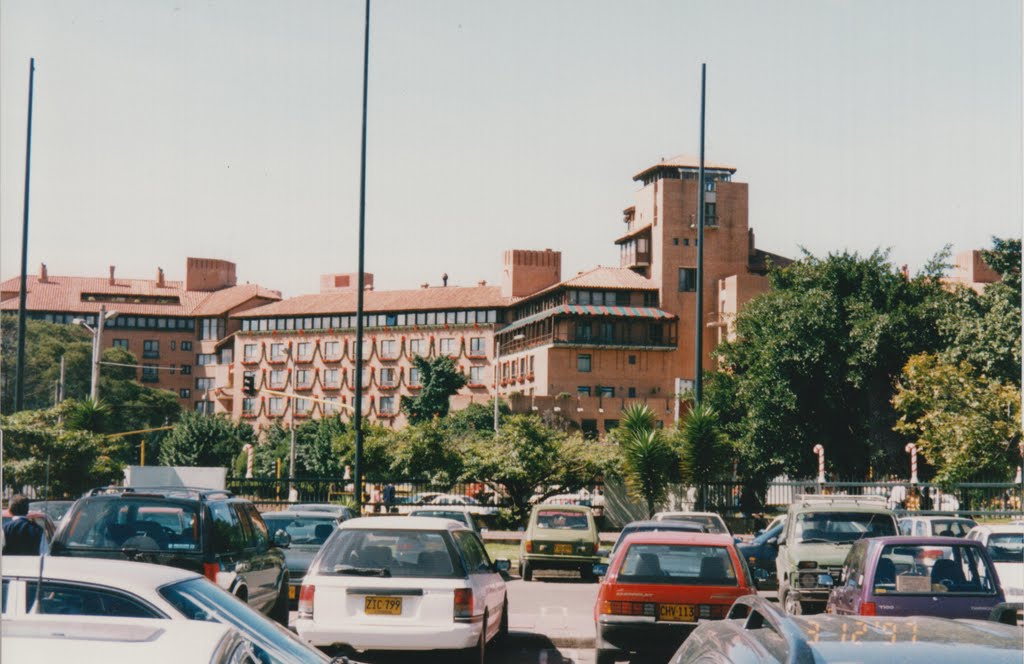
408, 507, 479, 533
736, 517, 785, 591
427, 494, 498, 516
29, 499, 76, 522
262, 510, 343, 607
652, 511, 731, 535
1, 615, 257, 664
776, 494, 898, 615
967, 523, 1024, 602
669, 594, 1024, 664
295, 516, 510, 659
1, 556, 331, 664
825, 536, 1004, 618
899, 515, 977, 537
50, 486, 292, 624
607, 520, 705, 568
519, 504, 601, 581
593, 531, 755, 664
286, 503, 356, 521
2, 509, 57, 544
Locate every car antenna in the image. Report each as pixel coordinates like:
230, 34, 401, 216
31, 454, 51, 614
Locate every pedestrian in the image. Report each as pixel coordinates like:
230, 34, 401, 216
3, 494, 47, 556
370, 484, 382, 513
382, 483, 396, 513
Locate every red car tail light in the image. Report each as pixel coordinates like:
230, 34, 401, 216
860, 601, 877, 616
203, 562, 219, 583
600, 600, 655, 617
524, 540, 533, 553
453, 588, 473, 619
298, 584, 315, 619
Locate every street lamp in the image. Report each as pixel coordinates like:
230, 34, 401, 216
73, 305, 119, 401
281, 344, 298, 502
493, 333, 525, 432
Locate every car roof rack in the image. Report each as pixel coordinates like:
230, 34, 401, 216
794, 494, 888, 507
726, 595, 817, 664
85, 486, 234, 500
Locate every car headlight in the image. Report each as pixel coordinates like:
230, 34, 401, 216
797, 560, 818, 570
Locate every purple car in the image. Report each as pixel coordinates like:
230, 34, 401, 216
826, 536, 1005, 619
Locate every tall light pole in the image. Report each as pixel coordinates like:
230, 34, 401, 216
13, 58, 37, 412
493, 333, 524, 432
694, 63, 707, 406
283, 344, 298, 502
73, 305, 119, 401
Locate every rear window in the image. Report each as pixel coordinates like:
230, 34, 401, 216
535, 510, 589, 530
874, 543, 997, 595
262, 514, 337, 545
660, 515, 726, 534
316, 529, 465, 579
987, 532, 1024, 563
794, 511, 896, 544
409, 511, 469, 525
929, 520, 975, 537
60, 499, 201, 552
618, 544, 737, 586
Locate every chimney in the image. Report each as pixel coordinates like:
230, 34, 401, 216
109, 265, 116, 285
477, 280, 487, 287
156, 267, 165, 287
39, 263, 48, 283
442, 273, 449, 287
421, 283, 429, 289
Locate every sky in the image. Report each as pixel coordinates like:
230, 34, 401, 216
1, 0, 1021, 297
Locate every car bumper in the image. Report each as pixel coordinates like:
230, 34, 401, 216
523, 554, 600, 569
787, 588, 829, 605
596, 616, 700, 653
295, 619, 481, 652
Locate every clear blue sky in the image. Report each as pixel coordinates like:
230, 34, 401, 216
2, 0, 1020, 297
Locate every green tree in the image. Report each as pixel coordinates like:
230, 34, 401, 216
400, 355, 467, 424
1, 316, 92, 413
715, 250, 950, 480
64, 397, 114, 434
159, 412, 255, 467
464, 415, 616, 522
893, 353, 1021, 484
981, 236, 1021, 292
675, 404, 731, 510
296, 417, 347, 477
389, 417, 468, 485
615, 404, 674, 517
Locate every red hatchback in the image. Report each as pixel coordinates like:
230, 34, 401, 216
593, 531, 755, 664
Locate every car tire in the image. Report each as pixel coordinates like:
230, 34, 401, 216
498, 597, 509, 641
580, 565, 596, 583
464, 610, 488, 664
522, 560, 533, 582
781, 587, 802, 616
595, 648, 617, 664
270, 573, 290, 626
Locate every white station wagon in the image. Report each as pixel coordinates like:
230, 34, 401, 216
295, 516, 510, 660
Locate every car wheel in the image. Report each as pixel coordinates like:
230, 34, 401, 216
270, 574, 290, 626
580, 565, 596, 583
498, 597, 509, 641
782, 587, 802, 616
595, 648, 618, 664
464, 610, 488, 664
522, 560, 533, 582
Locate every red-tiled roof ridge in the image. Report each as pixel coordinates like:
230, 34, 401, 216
633, 154, 737, 180
511, 265, 656, 304
233, 285, 509, 318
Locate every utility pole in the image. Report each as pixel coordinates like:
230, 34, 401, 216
694, 63, 707, 406
14, 58, 36, 412
58, 355, 65, 403
353, 0, 372, 515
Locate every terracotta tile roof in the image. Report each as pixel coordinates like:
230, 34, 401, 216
235, 285, 510, 318
500, 303, 676, 334
560, 266, 656, 290
614, 223, 653, 245
0, 275, 279, 318
633, 154, 737, 181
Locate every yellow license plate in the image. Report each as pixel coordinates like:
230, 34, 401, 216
554, 544, 573, 555
288, 586, 297, 600
364, 596, 402, 616
658, 604, 695, 622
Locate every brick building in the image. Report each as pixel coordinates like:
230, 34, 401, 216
0, 258, 279, 411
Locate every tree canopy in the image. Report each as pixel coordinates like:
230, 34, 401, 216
399, 355, 468, 423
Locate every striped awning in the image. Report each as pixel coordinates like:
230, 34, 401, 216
498, 303, 676, 334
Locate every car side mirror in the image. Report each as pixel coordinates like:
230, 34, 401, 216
273, 529, 291, 549
592, 563, 609, 578
494, 558, 511, 573
817, 574, 834, 588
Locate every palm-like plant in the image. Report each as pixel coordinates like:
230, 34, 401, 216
64, 397, 112, 434
678, 404, 729, 510
619, 403, 673, 517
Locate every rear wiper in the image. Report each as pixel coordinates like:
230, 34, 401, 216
333, 564, 391, 577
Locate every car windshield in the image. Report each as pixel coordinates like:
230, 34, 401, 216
30, 501, 74, 521
873, 543, 997, 595
160, 578, 328, 663
536, 510, 589, 530
58, 499, 201, 552
617, 544, 737, 586
929, 520, 975, 537
660, 515, 726, 534
987, 532, 1024, 563
261, 514, 336, 545
316, 529, 464, 579
794, 511, 896, 543
409, 511, 469, 525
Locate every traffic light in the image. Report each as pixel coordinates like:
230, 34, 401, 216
243, 374, 256, 397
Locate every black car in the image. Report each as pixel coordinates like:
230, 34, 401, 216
50, 486, 292, 624
261, 510, 340, 607
736, 520, 784, 591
